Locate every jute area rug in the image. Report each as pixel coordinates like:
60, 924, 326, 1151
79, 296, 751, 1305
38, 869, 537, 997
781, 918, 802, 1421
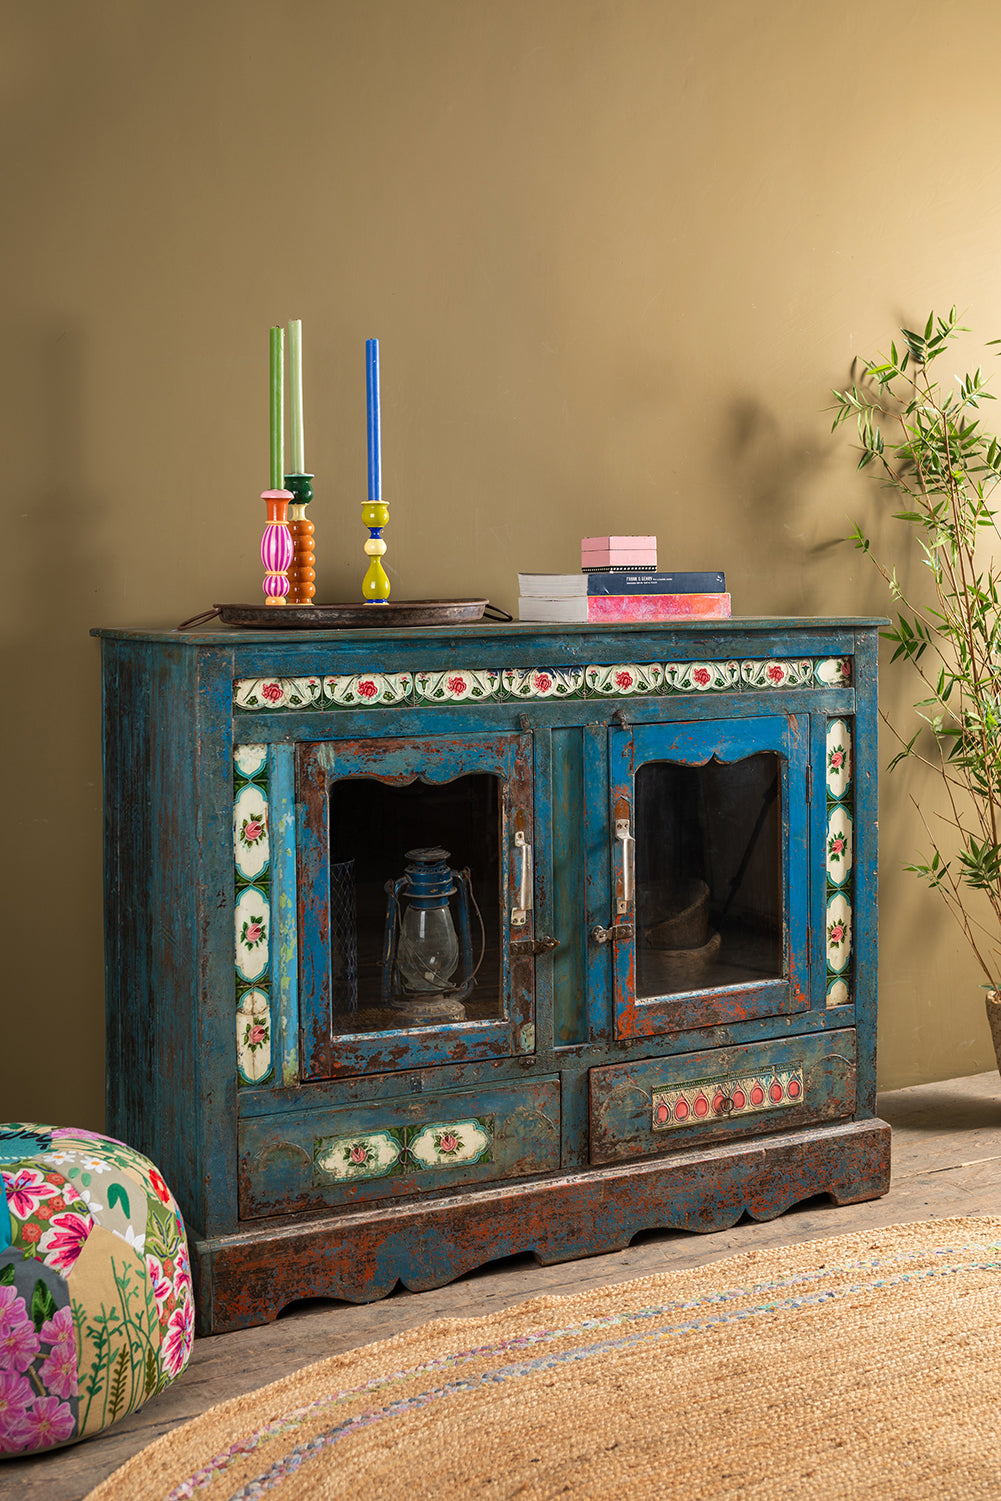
85, 1216, 1001, 1501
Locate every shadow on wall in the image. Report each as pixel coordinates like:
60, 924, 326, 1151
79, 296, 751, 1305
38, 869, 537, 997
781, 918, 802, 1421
0, 321, 115, 1126
718, 395, 843, 613
719, 369, 937, 621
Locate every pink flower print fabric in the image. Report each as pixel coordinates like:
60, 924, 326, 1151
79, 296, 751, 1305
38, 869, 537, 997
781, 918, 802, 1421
0, 1122, 195, 1454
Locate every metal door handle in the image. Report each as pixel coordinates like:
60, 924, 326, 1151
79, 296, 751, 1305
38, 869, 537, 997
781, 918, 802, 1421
615, 815, 635, 912
512, 829, 533, 927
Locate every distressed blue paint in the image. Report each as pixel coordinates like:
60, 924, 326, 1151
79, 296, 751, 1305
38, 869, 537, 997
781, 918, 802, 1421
239, 1075, 561, 1216
270, 745, 300, 1088
531, 726, 557, 1057
583, 723, 612, 1041
609, 716, 812, 1039
94, 618, 889, 1332
589, 1028, 857, 1164
550, 726, 588, 1046
852, 628, 881, 1114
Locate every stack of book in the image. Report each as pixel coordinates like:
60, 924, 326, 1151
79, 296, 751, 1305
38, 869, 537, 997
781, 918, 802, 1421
518, 547, 730, 624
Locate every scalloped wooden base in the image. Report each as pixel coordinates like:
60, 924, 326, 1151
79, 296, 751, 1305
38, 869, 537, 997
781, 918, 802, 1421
192, 1118, 890, 1333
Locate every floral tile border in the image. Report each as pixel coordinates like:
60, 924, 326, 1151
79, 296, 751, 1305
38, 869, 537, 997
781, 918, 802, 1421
234, 677, 322, 711
665, 660, 741, 693
234, 745, 272, 1086
233, 656, 855, 710
503, 666, 585, 699
741, 658, 813, 689
415, 669, 501, 704
313, 1116, 494, 1183
825, 718, 854, 1008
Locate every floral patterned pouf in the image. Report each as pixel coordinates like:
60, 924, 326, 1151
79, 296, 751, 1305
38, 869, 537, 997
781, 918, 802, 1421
0, 1123, 194, 1457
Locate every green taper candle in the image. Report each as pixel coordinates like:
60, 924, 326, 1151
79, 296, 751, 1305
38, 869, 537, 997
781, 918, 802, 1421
269, 325, 284, 490
288, 318, 305, 474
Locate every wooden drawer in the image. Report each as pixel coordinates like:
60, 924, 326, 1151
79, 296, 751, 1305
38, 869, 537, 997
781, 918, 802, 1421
589, 1029, 856, 1165
240, 1075, 561, 1218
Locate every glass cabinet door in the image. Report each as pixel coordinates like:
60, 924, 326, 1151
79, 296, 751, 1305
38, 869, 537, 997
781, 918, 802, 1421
296, 731, 537, 1079
604, 717, 810, 1038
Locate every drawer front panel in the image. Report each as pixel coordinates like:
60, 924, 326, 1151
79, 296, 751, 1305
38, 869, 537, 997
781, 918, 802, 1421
589, 1029, 856, 1165
240, 1076, 560, 1218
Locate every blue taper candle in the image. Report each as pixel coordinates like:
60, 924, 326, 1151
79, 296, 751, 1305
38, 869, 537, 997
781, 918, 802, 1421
366, 338, 382, 502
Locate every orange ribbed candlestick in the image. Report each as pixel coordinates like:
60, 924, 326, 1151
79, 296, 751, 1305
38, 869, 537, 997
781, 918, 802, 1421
284, 475, 316, 605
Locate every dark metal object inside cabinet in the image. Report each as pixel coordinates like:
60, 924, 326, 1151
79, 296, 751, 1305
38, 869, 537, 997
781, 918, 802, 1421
94, 617, 891, 1334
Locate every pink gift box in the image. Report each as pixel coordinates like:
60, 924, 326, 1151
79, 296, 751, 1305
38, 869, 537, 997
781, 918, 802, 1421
581, 535, 657, 569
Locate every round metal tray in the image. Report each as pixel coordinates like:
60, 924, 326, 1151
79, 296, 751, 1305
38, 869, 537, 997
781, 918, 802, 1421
214, 599, 492, 630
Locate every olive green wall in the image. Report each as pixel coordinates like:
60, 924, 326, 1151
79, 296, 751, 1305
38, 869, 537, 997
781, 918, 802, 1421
4, 0, 1000, 1129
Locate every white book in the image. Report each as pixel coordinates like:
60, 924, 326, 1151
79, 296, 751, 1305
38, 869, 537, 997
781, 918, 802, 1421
518, 596, 590, 621
517, 573, 590, 598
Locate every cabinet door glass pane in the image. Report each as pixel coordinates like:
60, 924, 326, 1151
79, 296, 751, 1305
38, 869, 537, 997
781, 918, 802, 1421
635, 753, 783, 999
328, 773, 503, 1032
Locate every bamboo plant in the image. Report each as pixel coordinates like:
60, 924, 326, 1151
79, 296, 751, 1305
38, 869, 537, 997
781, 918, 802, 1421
831, 307, 1001, 1008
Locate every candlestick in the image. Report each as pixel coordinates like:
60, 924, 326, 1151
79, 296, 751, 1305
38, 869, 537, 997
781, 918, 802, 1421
361, 500, 390, 602
284, 473, 316, 604
261, 488, 294, 606
366, 338, 381, 501
288, 318, 305, 475
363, 339, 388, 601
269, 326, 284, 491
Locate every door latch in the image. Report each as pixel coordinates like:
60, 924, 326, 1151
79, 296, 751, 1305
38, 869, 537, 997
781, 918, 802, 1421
509, 934, 561, 956
590, 923, 635, 944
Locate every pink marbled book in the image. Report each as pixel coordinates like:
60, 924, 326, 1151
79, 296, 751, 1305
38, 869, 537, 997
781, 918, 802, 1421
518, 593, 731, 623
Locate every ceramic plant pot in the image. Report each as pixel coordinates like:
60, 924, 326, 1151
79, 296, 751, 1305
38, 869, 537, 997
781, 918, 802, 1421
986, 991, 1001, 1076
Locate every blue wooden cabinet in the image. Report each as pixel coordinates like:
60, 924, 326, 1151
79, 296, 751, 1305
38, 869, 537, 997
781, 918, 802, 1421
95, 618, 890, 1333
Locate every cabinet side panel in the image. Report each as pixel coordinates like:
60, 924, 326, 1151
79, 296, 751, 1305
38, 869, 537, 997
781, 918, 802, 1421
103, 639, 232, 1237
852, 628, 880, 1112
103, 641, 153, 1145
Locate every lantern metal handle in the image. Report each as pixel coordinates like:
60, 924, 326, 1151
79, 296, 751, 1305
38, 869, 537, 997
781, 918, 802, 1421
512, 828, 532, 928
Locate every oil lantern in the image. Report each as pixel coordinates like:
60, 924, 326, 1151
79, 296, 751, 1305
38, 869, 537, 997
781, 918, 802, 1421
381, 847, 476, 1021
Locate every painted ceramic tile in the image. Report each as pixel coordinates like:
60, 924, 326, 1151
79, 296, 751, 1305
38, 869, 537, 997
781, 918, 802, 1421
815, 657, 853, 687
740, 658, 813, 689
415, 669, 501, 704
585, 663, 663, 697
323, 672, 413, 708
234, 887, 269, 983
234, 744, 267, 780
827, 977, 851, 1008
651, 1068, 804, 1130
826, 805, 853, 887
407, 1118, 493, 1170
233, 677, 323, 711
502, 667, 585, 699
826, 893, 852, 974
236, 990, 272, 1084
665, 660, 741, 693
826, 719, 852, 799
233, 784, 270, 883
314, 1130, 404, 1182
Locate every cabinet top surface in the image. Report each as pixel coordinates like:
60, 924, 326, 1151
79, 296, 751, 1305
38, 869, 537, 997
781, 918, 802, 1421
92, 616, 888, 646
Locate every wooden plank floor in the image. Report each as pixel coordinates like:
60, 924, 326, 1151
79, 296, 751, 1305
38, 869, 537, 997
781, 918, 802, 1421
4, 1070, 1000, 1500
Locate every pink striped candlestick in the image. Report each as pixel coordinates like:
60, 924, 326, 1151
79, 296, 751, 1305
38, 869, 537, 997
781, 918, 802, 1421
260, 489, 294, 605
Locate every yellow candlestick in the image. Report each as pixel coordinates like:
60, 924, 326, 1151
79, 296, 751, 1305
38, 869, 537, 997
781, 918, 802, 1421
361, 500, 390, 602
